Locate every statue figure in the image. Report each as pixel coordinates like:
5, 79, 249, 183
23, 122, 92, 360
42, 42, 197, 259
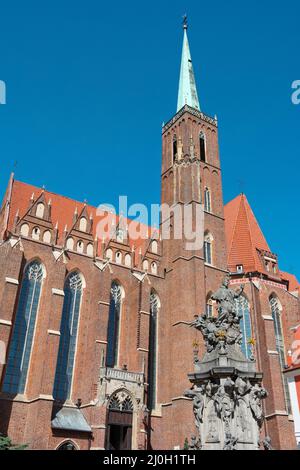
235, 377, 252, 397
211, 275, 244, 324
189, 435, 202, 450
223, 432, 238, 450
262, 436, 273, 450
249, 383, 268, 426
184, 385, 205, 430
214, 380, 234, 430
188, 276, 245, 356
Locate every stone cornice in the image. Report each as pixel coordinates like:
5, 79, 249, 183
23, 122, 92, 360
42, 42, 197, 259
162, 105, 218, 134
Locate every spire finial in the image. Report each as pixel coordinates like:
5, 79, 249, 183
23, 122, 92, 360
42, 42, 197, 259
183, 14, 188, 30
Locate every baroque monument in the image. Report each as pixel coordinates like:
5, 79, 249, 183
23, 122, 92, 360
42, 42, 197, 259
185, 276, 268, 450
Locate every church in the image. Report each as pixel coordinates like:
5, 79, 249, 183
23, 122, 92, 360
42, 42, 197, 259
0, 21, 299, 450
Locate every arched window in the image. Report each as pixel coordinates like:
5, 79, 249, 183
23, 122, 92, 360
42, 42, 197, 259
79, 217, 87, 232
199, 132, 206, 162
86, 243, 93, 257
106, 282, 122, 368
148, 291, 159, 410
173, 135, 177, 162
53, 271, 83, 401
105, 248, 113, 261
204, 188, 211, 212
36, 203, 45, 218
32, 226, 40, 240
57, 441, 77, 450
20, 223, 29, 236
76, 240, 84, 254
269, 295, 291, 413
151, 240, 158, 254
116, 252, 122, 264
151, 262, 157, 275
235, 295, 252, 359
206, 293, 214, 318
143, 260, 149, 272
204, 232, 213, 265
2, 261, 44, 394
43, 230, 51, 243
66, 237, 74, 250
124, 254, 131, 267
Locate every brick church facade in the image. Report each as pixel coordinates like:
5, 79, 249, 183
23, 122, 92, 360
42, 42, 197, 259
0, 23, 299, 450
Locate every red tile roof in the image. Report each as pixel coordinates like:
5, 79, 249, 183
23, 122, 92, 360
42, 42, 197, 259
224, 193, 270, 273
1, 178, 156, 262
224, 193, 300, 293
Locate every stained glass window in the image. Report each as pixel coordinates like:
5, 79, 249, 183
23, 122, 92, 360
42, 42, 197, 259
148, 291, 159, 410
53, 272, 82, 401
106, 282, 122, 368
269, 296, 291, 414
235, 295, 252, 359
2, 261, 43, 394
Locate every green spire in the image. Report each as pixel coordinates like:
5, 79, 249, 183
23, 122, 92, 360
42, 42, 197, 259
177, 17, 200, 112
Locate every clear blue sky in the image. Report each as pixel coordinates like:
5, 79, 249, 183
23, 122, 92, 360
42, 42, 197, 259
0, 1, 299, 279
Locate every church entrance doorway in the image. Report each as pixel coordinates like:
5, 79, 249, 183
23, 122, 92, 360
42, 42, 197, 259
106, 391, 134, 450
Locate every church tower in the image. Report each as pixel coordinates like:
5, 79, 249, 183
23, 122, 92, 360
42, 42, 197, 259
151, 18, 228, 449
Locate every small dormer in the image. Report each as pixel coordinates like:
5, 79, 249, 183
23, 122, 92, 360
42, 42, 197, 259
258, 249, 279, 276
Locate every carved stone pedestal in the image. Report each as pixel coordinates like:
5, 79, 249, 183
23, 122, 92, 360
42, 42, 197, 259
185, 276, 268, 450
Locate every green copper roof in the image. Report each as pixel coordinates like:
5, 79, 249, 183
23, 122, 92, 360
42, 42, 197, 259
177, 23, 200, 112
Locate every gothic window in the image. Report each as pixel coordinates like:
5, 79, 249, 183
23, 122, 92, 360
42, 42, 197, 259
204, 232, 213, 265
36, 203, 45, 219
116, 252, 122, 264
151, 262, 158, 275
206, 293, 214, 317
235, 295, 252, 359
148, 291, 159, 410
32, 226, 40, 240
66, 237, 74, 250
143, 260, 149, 271
43, 230, 51, 243
20, 223, 29, 236
2, 261, 44, 394
53, 271, 83, 401
124, 254, 131, 267
79, 217, 87, 232
173, 135, 177, 162
151, 240, 158, 254
269, 295, 291, 413
77, 240, 84, 253
106, 282, 122, 368
57, 441, 77, 450
86, 243, 94, 257
199, 132, 206, 162
204, 188, 211, 212
108, 391, 133, 412
105, 248, 113, 261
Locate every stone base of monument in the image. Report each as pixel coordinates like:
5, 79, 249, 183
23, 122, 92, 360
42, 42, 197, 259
185, 276, 268, 450
187, 355, 265, 450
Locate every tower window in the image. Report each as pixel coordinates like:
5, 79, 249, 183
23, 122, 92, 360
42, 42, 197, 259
204, 188, 211, 212
204, 232, 213, 265
199, 132, 206, 162
173, 135, 177, 162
